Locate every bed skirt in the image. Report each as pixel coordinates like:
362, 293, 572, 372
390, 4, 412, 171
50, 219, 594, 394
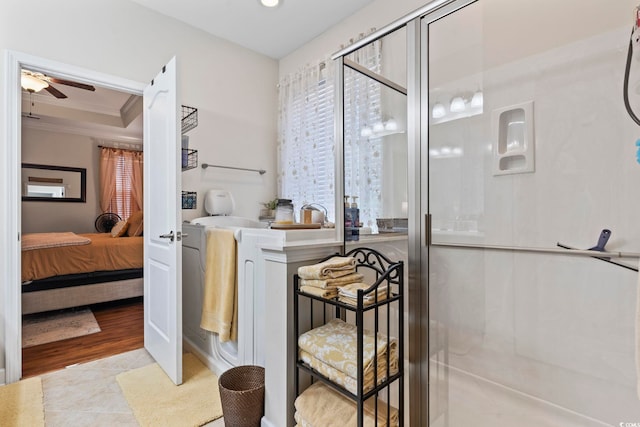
22, 269, 143, 314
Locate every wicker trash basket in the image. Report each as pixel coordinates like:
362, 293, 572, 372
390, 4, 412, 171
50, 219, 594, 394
218, 365, 265, 427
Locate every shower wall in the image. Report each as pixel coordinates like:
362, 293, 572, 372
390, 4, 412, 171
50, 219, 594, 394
428, 1, 640, 424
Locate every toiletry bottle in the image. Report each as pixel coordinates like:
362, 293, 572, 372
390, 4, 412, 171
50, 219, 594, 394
344, 195, 355, 241
344, 196, 352, 226
350, 196, 360, 241
275, 199, 294, 224
351, 196, 359, 223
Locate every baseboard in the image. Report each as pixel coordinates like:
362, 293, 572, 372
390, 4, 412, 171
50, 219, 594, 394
182, 337, 232, 378
260, 417, 276, 427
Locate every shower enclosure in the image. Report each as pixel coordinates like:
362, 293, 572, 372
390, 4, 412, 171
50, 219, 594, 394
335, 0, 640, 425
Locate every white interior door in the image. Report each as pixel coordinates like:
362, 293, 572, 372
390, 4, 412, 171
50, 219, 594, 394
143, 56, 183, 385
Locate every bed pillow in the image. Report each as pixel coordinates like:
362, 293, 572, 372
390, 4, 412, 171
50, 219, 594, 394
111, 220, 129, 237
127, 211, 144, 237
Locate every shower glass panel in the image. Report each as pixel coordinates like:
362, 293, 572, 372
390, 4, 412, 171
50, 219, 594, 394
343, 29, 408, 237
426, 1, 640, 426
345, 27, 407, 90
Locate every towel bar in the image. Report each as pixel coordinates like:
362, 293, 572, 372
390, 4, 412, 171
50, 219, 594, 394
201, 163, 266, 175
432, 241, 639, 265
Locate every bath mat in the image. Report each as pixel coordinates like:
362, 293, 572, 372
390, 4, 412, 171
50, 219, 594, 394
116, 353, 223, 427
22, 308, 101, 348
0, 376, 45, 426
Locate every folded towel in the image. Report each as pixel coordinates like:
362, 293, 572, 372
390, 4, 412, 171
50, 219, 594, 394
338, 283, 390, 307
200, 228, 238, 342
299, 272, 364, 289
300, 286, 338, 299
298, 256, 357, 280
299, 348, 397, 394
298, 319, 397, 382
294, 382, 399, 427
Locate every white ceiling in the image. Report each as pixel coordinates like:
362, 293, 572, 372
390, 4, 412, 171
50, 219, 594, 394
22, 0, 376, 138
128, 0, 375, 59
22, 79, 143, 144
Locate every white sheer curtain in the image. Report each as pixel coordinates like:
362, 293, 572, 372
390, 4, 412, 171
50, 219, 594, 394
278, 59, 336, 221
277, 32, 381, 227
343, 40, 383, 232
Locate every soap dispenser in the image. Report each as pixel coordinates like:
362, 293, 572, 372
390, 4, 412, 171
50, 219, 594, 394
344, 195, 352, 228
351, 196, 360, 227
344, 195, 359, 241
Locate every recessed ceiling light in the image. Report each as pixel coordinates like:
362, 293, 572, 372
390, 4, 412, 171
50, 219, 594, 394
260, 0, 279, 7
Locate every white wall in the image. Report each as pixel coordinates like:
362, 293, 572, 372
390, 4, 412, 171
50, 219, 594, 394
21, 126, 101, 233
279, 0, 426, 77
1, 0, 277, 377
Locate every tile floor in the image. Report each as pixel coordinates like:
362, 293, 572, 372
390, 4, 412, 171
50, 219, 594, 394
40, 348, 224, 427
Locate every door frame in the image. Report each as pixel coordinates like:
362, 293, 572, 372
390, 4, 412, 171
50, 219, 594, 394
2, 50, 146, 383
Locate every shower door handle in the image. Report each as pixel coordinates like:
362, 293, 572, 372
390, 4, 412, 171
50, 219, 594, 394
425, 213, 432, 246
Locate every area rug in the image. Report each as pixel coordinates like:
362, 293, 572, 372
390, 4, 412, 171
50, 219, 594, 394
22, 308, 101, 348
0, 376, 45, 426
116, 353, 223, 427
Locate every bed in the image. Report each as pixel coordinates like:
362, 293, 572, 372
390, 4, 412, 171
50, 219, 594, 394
21, 232, 144, 314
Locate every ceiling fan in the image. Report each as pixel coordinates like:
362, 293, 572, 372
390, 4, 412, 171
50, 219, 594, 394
21, 69, 96, 99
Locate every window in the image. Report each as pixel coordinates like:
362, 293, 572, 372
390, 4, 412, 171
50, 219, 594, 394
99, 147, 143, 221
278, 36, 382, 228
278, 61, 336, 221
343, 40, 383, 232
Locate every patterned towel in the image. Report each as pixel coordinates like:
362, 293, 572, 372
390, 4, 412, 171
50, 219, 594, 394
298, 319, 397, 385
299, 348, 397, 394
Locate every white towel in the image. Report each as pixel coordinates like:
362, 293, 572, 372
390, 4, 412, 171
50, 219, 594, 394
636, 258, 640, 400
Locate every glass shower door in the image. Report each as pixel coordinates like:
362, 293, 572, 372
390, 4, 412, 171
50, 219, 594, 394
424, 1, 640, 426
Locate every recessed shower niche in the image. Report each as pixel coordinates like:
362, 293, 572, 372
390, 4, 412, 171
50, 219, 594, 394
492, 101, 535, 175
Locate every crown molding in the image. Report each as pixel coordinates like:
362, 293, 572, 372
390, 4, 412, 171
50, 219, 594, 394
22, 118, 142, 144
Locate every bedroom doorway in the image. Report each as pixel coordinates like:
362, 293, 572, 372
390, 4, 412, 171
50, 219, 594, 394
19, 67, 145, 376
4, 51, 184, 385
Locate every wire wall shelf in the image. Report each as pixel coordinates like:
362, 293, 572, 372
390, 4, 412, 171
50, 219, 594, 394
182, 191, 197, 209
182, 149, 198, 171
181, 105, 198, 134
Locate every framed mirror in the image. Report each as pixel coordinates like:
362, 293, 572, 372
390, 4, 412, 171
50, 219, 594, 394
21, 163, 86, 203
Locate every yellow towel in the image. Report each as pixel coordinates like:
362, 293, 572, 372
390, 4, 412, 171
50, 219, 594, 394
200, 228, 237, 342
299, 349, 397, 394
299, 272, 364, 289
294, 382, 399, 427
300, 286, 338, 299
298, 256, 357, 279
298, 319, 397, 382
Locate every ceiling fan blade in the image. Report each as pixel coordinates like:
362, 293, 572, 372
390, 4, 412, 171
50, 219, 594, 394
44, 84, 68, 99
49, 77, 95, 91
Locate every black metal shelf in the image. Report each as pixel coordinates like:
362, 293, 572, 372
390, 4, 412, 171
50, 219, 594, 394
293, 247, 405, 427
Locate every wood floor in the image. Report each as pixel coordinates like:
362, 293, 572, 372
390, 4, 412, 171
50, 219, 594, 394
22, 297, 144, 378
